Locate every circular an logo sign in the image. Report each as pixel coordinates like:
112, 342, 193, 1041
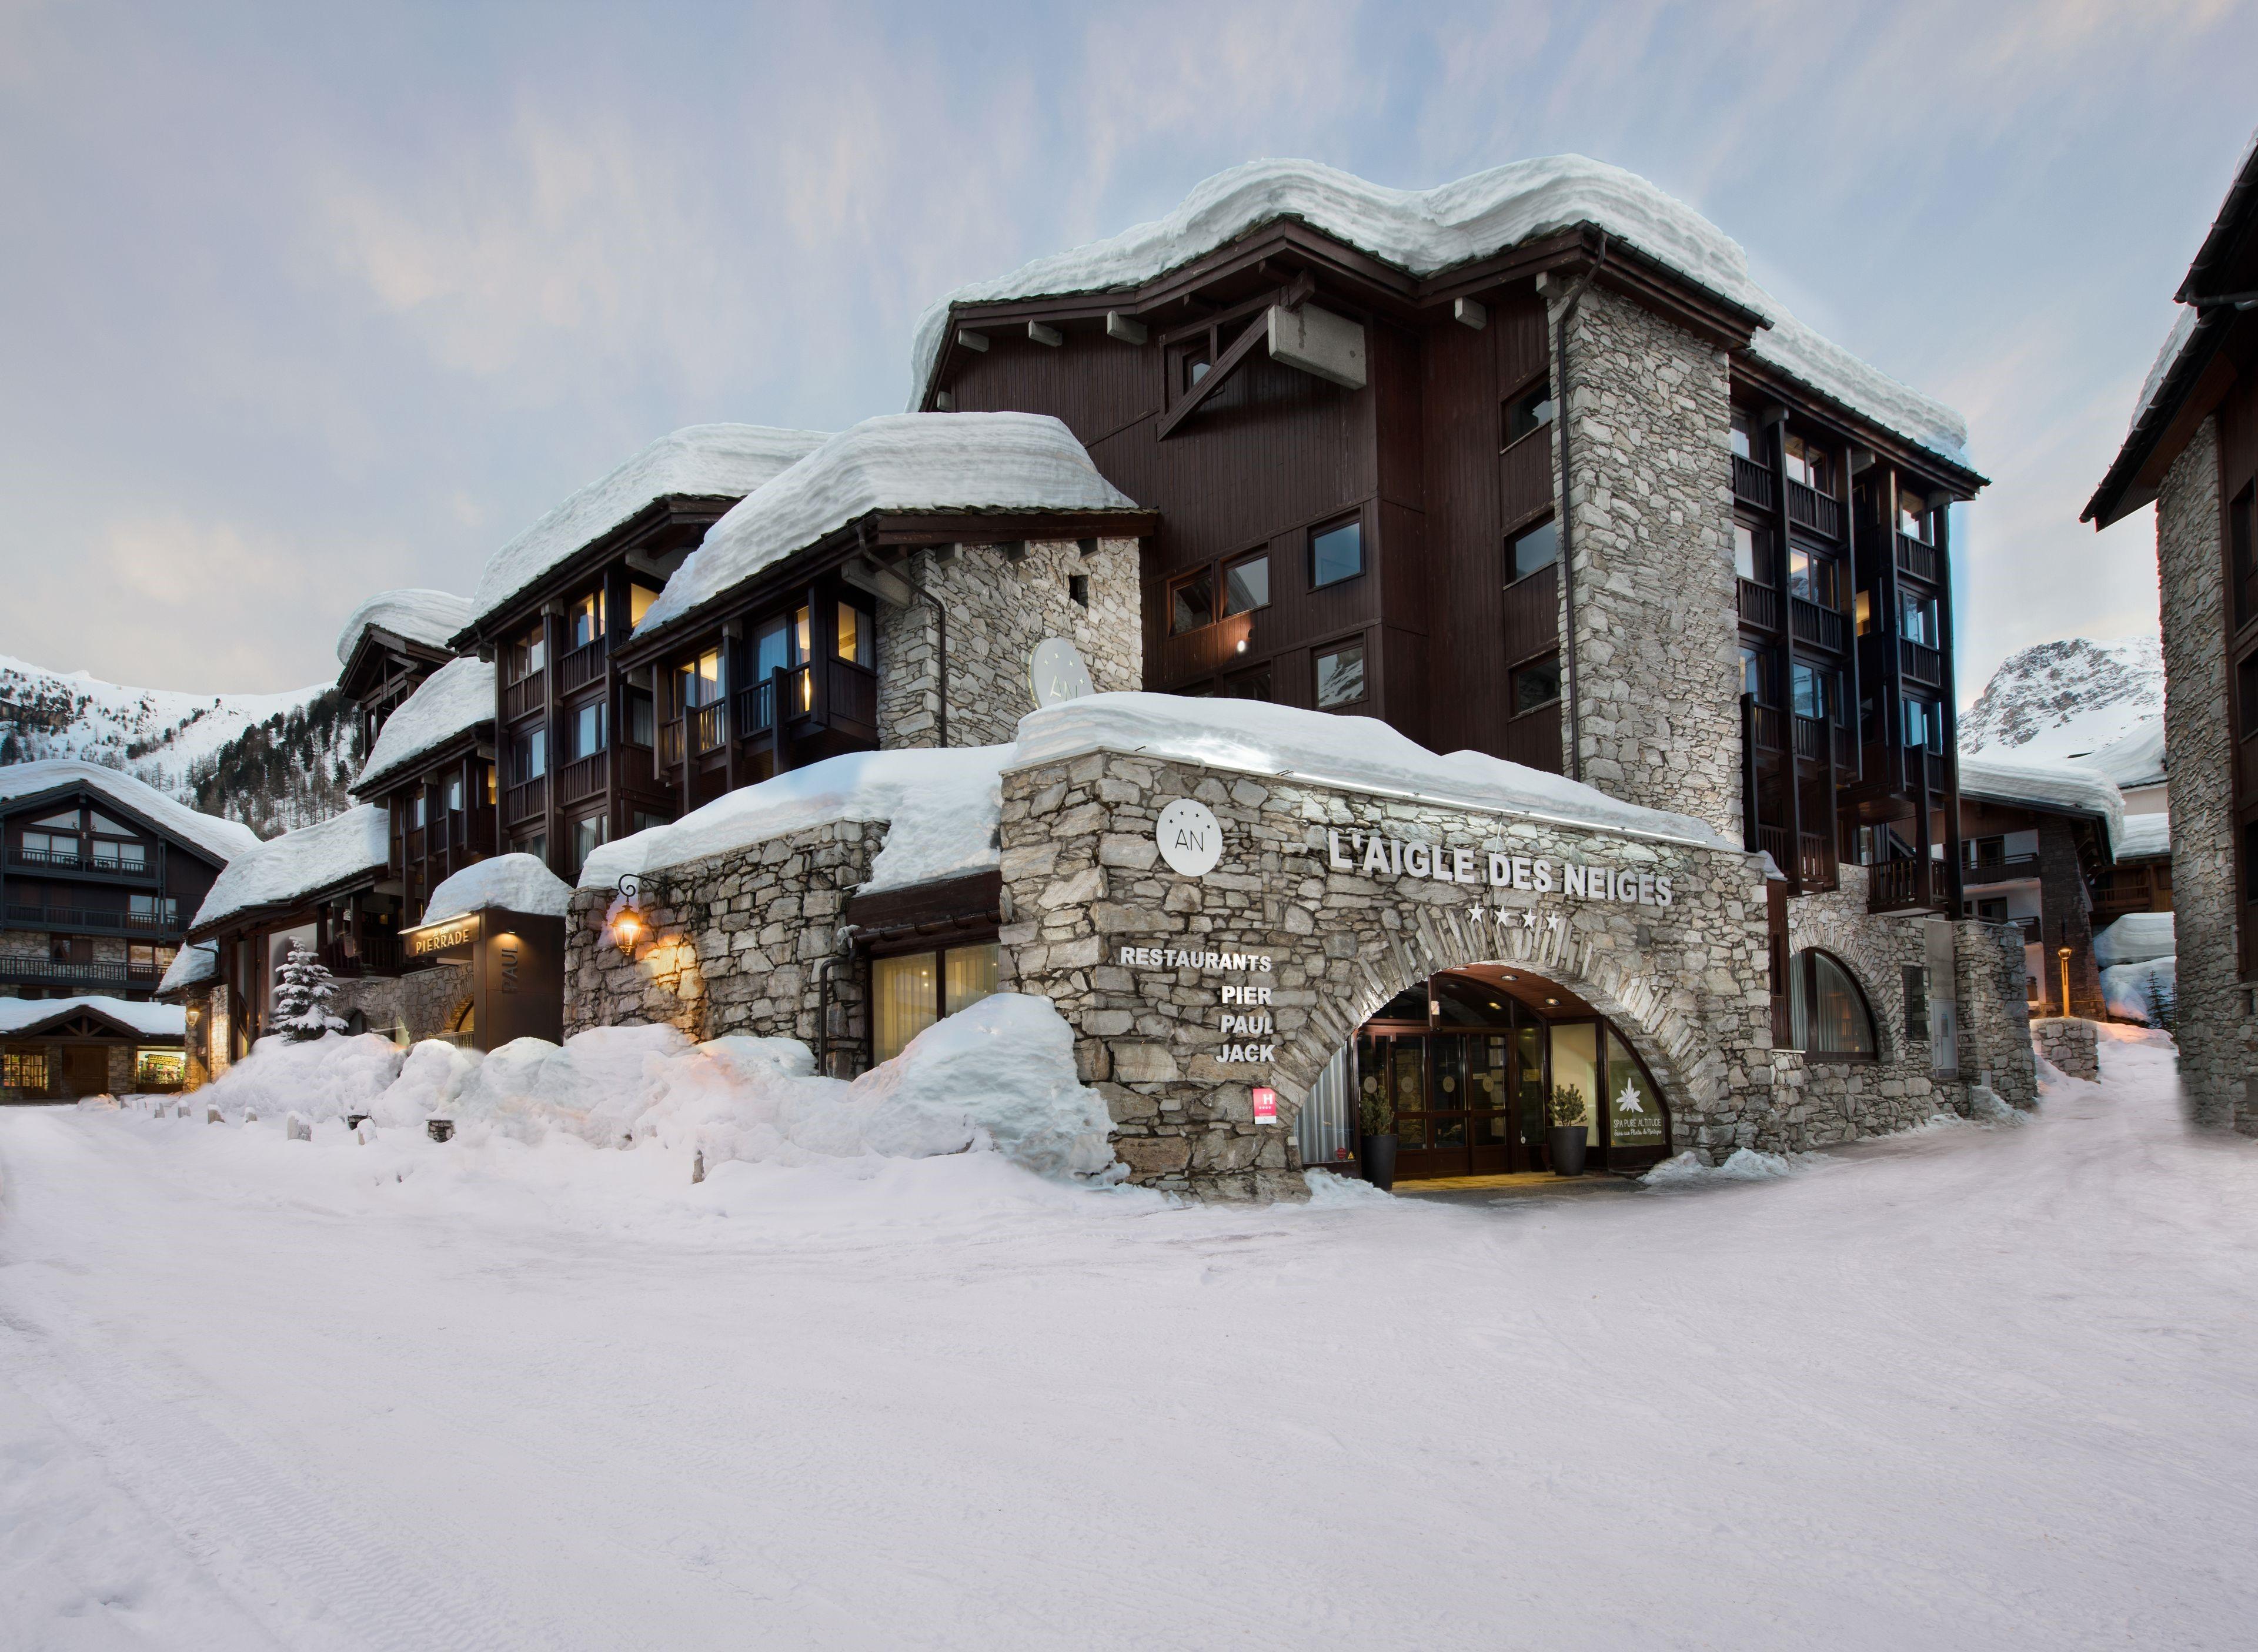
1028, 637, 1096, 709
1154, 798, 1224, 878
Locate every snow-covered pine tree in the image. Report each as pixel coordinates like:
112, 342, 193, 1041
271, 944, 346, 1042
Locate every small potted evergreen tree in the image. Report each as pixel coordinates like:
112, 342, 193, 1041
1359, 1079, 1399, 1192
1548, 1084, 1589, 1177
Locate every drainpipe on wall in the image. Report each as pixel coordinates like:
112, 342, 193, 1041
1542, 232, 1608, 785
814, 925, 866, 1078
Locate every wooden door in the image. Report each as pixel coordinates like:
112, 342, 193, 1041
63, 1046, 108, 1096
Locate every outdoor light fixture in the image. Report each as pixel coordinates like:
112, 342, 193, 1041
613, 874, 646, 958
2057, 946, 2073, 1015
1235, 638, 1248, 653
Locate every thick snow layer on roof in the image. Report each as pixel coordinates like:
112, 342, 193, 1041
2116, 812, 2171, 860
2103, 957, 2177, 1025
423, 854, 573, 927
583, 745, 1010, 894
2095, 912, 2175, 970
2084, 715, 2166, 790
1014, 692, 1735, 849
333, 589, 473, 667
157, 941, 216, 996
910, 156, 1972, 468
1958, 753, 2127, 854
467, 425, 830, 634
0, 995, 185, 1039
355, 658, 496, 794
0, 757, 259, 864
635, 414, 1141, 641
190, 804, 390, 933
2128, 307, 2200, 439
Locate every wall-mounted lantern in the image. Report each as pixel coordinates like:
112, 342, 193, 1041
613, 874, 647, 958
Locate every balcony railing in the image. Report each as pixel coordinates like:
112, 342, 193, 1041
1732, 454, 1775, 512
322, 931, 402, 978
1896, 533, 1941, 585
0, 958, 159, 991
2018, 916, 2046, 947
4, 904, 179, 934
692, 701, 728, 755
826, 658, 879, 736
1900, 638, 1943, 688
1790, 597, 1846, 652
1964, 853, 2042, 886
504, 668, 547, 723
1869, 857, 1952, 916
557, 750, 608, 803
733, 678, 777, 739
1833, 722, 1859, 777
1799, 831, 1838, 892
1751, 703, 1785, 753
659, 722, 684, 768
1792, 714, 1830, 764
506, 775, 546, 824
1737, 578, 1781, 631
556, 638, 607, 695
1786, 479, 1845, 541
6, 846, 159, 881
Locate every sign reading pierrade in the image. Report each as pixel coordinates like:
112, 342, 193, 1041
1327, 829, 1674, 909
405, 918, 476, 959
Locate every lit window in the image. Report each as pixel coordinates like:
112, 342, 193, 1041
1311, 519, 1363, 588
629, 584, 660, 628
569, 591, 604, 650
4, 1051, 48, 1091
1503, 383, 1555, 446
873, 942, 1001, 1064
837, 603, 873, 666
135, 1048, 186, 1089
1511, 655, 1561, 716
680, 650, 722, 709
1223, 553, 1269, 616
1507, 519, 1558, 584
1315, 641, 1366, 709
794, 606, 811, 663
1170, 570, 1214, 636
1787, 949, 1876, 1056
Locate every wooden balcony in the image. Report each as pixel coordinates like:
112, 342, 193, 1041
659, 722, 684, 768
506, 775, 546, 825
1732, 454, 1775, 513
1964, 853, 2042, 887
556, 638, 607, 695
1869, 857, 1952, 916
1895, 533, 1941, 585
692, 702, 728, 755
1899, 638, 1943, 689
824, 658, 879, 740
505, 668, 546, 723
5, 846, 159, 883
1753, 825, 1838, 892
1786, 478, 1845, 541
1792, 714, 1829, 764
733, 678, 776, 739
1736, 578, 1781, 631
0, 957, 160, 992
557, 750, 608, 804
4, 902, 181, 935
1790, 596, 1846, 653
1751, 703, 1785, 753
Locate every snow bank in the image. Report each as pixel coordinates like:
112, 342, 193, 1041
0, 757, 260, 864
354, 657, 495, 793
193, 998, 1118, 1183
635, 414, 1142, 644
0, 995, 185, 1039
1015, 691, 1733, 849
468, 425, 829, 632
188, 804, 390, 933
1959, 753, 2128, 855
582, 744, 1008, 892
334, 588, 473, 665
909, 156, 1972, 467
421, 852, 573, 925
1965, 1084, 2032, 1126
2103, 957, 2177, 1025
1642, 1147, 1795, 1187
157, 940, 216, 996
2095, 912, 2175, 968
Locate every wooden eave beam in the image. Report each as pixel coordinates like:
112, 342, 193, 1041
1155, 314, 1272, 440
1730, 357, 1988, 500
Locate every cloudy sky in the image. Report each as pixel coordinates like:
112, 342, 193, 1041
2, 0, 2250, 698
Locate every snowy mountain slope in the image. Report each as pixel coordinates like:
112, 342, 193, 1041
0, 653, 356, 837
1959, 636, 2163, 761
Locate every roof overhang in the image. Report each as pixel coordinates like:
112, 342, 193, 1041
449, 494, 743, 653
187, 864, 389, 945
0, 1005, 182, 1045
0, 779, 231, 872
350, 721, 495, 804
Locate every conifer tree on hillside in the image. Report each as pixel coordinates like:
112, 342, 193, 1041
271, 945, 346, 1042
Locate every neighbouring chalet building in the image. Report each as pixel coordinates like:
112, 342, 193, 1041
2085, 131, 2258, 1132
148, 155, 2043, 1195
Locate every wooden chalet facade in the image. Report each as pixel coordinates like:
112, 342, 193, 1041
914, 200, 1986, 919
1, 999, 186, 1101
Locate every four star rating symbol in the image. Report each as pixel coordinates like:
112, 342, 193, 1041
1470, 903, 1560, 932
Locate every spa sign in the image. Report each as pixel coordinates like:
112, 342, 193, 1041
1327, 829, 1674, 909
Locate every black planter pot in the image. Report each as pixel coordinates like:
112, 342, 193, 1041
1360, 1133, 1399, 1192
1548, 1124, 1589, 1178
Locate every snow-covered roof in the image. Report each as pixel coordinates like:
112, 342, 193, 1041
156, 941, 216, 997
188, 804, 390, 934
2083, 715, 2166, 790
0, 757, 260, 865
1958, 754, 2127, 855
2095, 911, 2175, 969
333, 588, 473, 667
422, 854, 574, 927
582, 689, 1736, 896
2116, 812, 2171, 860
0, 995, 186, 1039
634, 414, 1143, 643
354, 657, 496, 795
911, 156, 1973, 470
583, 745, 1010, 895
467, 425, 831, 634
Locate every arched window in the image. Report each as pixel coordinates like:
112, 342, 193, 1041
1787, 949, 1876, 1058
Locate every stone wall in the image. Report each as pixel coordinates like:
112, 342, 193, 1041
1549, 284, 1742, 840
877, 537, 1141, 751
1958, 918, 2039, 1109
2033, 814, 2105, 1019
1787, 871, 1954, 1133
2031, 1016, 2100, 1082
997, 748, 1782, 1200
562, 820, 884, 1062
331, 966, 474, 1045
2155, 417, 2256, 1131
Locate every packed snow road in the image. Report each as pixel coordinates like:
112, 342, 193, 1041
3, 1028, 2254, 1650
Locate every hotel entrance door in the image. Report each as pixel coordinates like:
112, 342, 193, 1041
1363, 1024, 1549, 1180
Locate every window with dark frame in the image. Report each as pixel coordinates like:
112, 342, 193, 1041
1314, 640, 1366, 708
1733, 521, 1768, 583
1222, 551, 1269, 615
1786, 949, 1876, 1056
1068, 574, 1090, 608
1510, 654, 1562, 717
1311, 519, 1363, 588
1506, 518, 1558, 584
1224, 666, 1271, 701
1903, 965, 1930, 1043
1783, 434, 1831, 493
1168, 570, 1214, 636
2233, 484, 2254, 631
836, 601, 874, 667
1731, 405, 1755, 461
871, 941, 1001, 1064
1502, 382, 1555, 447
